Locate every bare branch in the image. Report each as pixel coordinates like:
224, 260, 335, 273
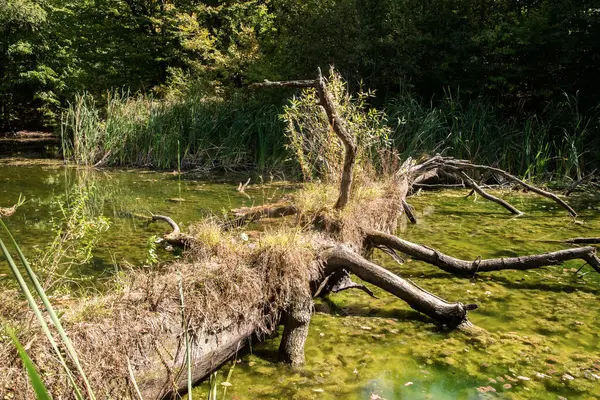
459, 171, 523, 215
248, 79, 317, 89
366, 229, 600, 276
322, 245, 475, 328
563, 237, 600, 245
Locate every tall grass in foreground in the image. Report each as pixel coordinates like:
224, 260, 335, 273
6, 327, 52, 400
387, 90, 600, 182
61, 89, 287, 171
0, 220, 95, 399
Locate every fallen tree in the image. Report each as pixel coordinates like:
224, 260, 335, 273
1, 69, 598, 400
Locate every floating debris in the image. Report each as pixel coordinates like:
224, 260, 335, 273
562, 374, 575, 381
404, 382, 413, 386
220, 382, 232, 387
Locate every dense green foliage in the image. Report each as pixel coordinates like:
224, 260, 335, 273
2, 0, 599, 178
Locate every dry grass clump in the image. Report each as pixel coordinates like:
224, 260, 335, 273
0, 223, 322, 399
292, 175, 408, 247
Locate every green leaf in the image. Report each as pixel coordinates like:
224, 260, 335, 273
6, 326, 53, 400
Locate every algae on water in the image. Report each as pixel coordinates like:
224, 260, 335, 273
189, 189, 600, 400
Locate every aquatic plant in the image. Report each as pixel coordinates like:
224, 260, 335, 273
387, 89, 600, 183
36, 173, 111, 291
61, 89, 287, 171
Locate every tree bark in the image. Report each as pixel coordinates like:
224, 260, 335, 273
365, 229, 600, 276
137, 317, 261, 400
278, 297, 313, 366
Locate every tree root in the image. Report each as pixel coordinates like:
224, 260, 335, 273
365, 229, 600, 276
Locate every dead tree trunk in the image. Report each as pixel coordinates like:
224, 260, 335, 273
135, 242, 479, 399
137, 317, 261, 400
135, 74, 593, 400
250, 68, 357, 209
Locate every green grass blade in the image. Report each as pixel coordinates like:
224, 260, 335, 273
6, 326, 53, 400
178, 272, 192, 400
0, 221, 90, 399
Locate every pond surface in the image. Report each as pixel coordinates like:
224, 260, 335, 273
0, 159, 290, 279
1, 160, 599, 399
190, 190, 600, 400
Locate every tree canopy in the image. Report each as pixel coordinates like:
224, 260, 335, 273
1, 0, 599, 131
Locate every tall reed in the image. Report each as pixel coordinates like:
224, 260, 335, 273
61, 90, 286, 171
387, 90, 600, 182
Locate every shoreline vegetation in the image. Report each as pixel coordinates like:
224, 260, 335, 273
57, 86, 600, 184
2, 1, 599, 184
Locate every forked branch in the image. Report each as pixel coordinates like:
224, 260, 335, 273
410, 156, 577, 218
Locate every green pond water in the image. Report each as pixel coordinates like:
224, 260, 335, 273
1, 160, 600, 399
0, 160, 292, 279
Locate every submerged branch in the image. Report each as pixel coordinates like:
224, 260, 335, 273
563, 237, 600, 245
229, 202, 298, 227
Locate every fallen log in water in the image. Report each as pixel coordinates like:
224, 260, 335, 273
1, 69, 593, 400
